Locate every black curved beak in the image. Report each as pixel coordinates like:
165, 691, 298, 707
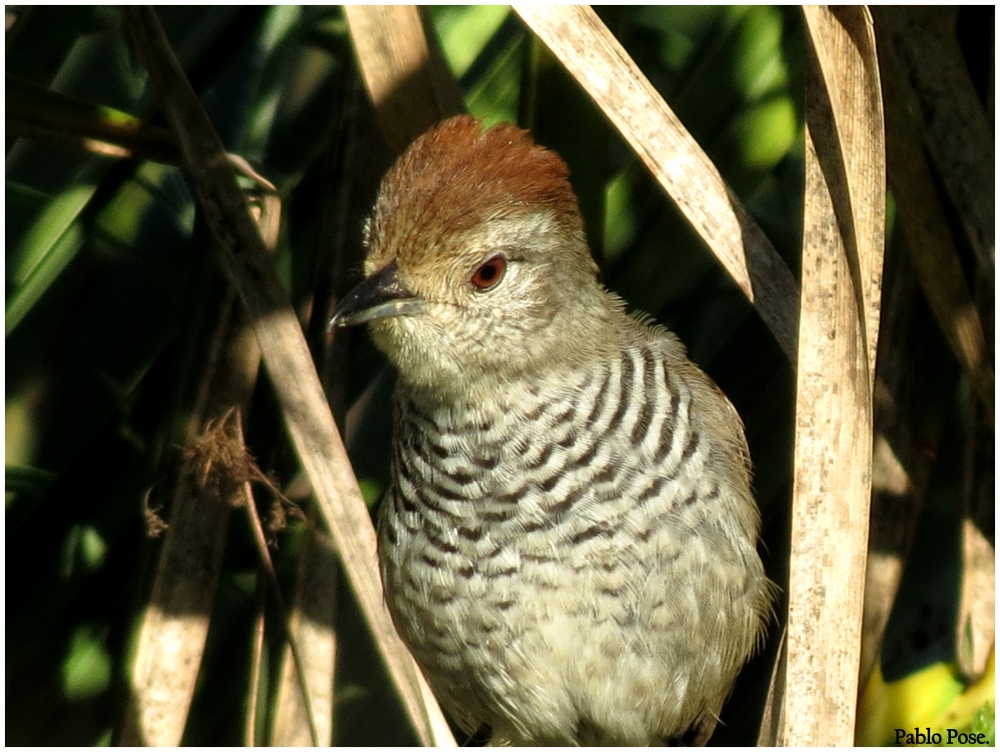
329, 261, 424, 329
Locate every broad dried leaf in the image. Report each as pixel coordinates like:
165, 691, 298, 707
873, 8, 995, 418
122, 326, 260, 745
782, 7, 884, 745
876, 8, 994, 276
344, 5, 464, 153
270, 516, 338, 746
119, 8, 451, 746
512, 4, 800, 360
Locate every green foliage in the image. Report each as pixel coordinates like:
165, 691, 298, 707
970, 701, 995, 745
62, 624, 113, 701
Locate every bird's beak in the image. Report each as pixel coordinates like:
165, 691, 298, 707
329, 261, 424, 329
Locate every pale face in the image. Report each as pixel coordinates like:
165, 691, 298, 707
368, 211, 603, 395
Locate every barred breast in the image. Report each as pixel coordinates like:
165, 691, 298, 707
377, 336, 770, 745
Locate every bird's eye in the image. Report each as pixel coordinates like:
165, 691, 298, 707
470, 254, 507, 291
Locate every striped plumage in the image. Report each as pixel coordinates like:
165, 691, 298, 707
332, 116, 771, 745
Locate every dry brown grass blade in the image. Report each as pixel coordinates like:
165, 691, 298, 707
343, 5, 464, 154
872, 6, 995, 680
234, 420, 321, 746
873, 10, 995, 421
512, 4, 799, 360
120, 7, 452, 747
247, 585, 267, 747
755, 627, 787, 746
958, 516, 996, 680
961, 280, 994, 679
861, 436, 919, 687
121, 148, 280, 747
804, 6, 886, 379
861, 238, 921, 687
6, 100, 182, 164
123, 466, 232, 746
271, 513, 338, 746
122, 182, 278, 745
782, 7, 884, 745
123, 346, 258, 743
876, 8, 994, 277
120, 295, 261, 746
874, 11, 995, 675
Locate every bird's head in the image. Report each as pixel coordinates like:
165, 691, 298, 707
331, 116, 622, 398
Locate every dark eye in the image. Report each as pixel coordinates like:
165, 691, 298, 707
470, 254, 507, 291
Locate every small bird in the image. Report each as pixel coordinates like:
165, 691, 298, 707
331, 116, 772, 746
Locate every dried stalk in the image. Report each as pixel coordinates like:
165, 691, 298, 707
121, 7, 450, 745
782, 8, 884, 745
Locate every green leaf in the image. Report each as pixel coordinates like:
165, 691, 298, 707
62, 624, 112, 701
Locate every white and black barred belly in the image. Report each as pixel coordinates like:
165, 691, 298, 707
377, 341, 768, 745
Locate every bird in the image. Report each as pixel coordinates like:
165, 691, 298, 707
330, 115, 772, 746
